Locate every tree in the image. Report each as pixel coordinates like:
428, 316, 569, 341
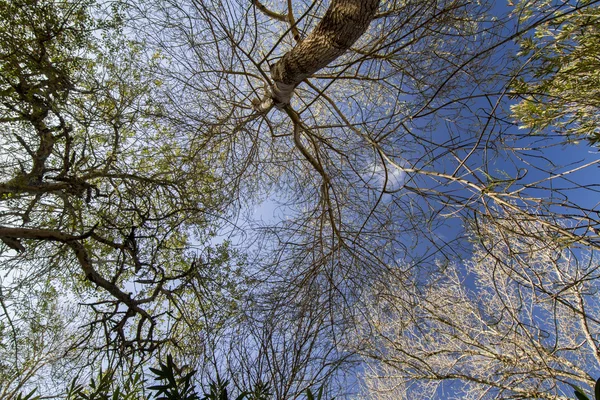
511, 1, 600, 146
0, 278, 88, 400
4, 0, 600, 397
129, 0, 504, 303
123, 0, 600, 395
349, 211, 600, 399
253, 0, 380, 110
199, 276, 356, 399
0, 0, 239, 361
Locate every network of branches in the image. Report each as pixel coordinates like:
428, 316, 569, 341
1, 0, 600, 398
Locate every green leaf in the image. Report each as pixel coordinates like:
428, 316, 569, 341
148, 385, 170, 391
15, 389, 40, 400
574, 388, 591, 400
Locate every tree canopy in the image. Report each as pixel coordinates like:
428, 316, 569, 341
0, 0, 241, 378
2, 0, 600, 398
511, 0, 600, 145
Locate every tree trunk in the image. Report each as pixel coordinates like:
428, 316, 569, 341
258, 0, 380, 110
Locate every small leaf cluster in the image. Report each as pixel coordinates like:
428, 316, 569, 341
510, 4, 600, 146
148, 355, 198, 400
66, 370, 144, 400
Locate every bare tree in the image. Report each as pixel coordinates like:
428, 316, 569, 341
130, 0, 502, 298
196, 281, 357, 399
348, 210, 600, 399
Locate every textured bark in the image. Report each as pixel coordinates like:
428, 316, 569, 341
265, 0, 380, 109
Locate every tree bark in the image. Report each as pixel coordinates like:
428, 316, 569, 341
257, 0, 380, 110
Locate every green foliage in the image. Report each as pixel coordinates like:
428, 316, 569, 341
199, 376, 270, 400
0, 278, 81, 400
14, 354, 330, 400
14, 389, 40, 400
511, 4, 600, 145
570, 378, 600, 400
306, 387, 332, 400
573, 385, 590, 400
201, 376, 239, 400
148, 355, 198, 400
245, 381, 272, 400
0, 0, 236, 359
67, 370, 144, 400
